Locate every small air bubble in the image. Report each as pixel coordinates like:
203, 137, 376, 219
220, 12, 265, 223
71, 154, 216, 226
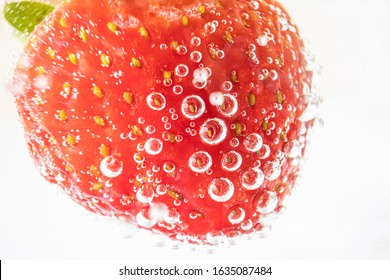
189, 151, 212, 173
181, 95, 206, 120
228, 206, 246, 225
175, 64, 189, 77
144, 138, 163, 155
146, 92, 166, 111
199, 118, 228, 145
244, 133, 263, 152
241, 168, 265, 190
254, 191, 278, 214
221, 151, 242, 172
190, 51, 202, 63
208, 178, 234, 202
136, 187, 155, 204
100, 155, 123, 178
263, 160, 281, 181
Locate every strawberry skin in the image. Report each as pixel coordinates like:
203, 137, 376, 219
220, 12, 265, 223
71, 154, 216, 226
11, 0, 317, 244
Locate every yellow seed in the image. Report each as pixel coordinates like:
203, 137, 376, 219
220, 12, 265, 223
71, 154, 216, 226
235, 122, 243, 136
198, 5, 205, 14
261, 120, 268, 131
170, 41, 179, 50
123, 91, 133, 105
92, 85, 104, 98
189, 104, 195, 113
207, 129, 213, 138
242, 18, 249, 28
78, 28, 88, 42
224, 31, 233, 43
100, 54, 110, 67
107, 22, 117, 33
37, 66, 45, 75
47, 47, 56, 59
66, 135, 76, 146
59, 17, 67, 27
163, 70, 171, 79
69, 53, 78, 65
280, 131, 287, 141
196, 159, 202, 166
131, 57, 141, 68
154, 98, 161, 107
94, 116, 106, 127
131, 125, 142, 136
57, 110, 68, 122
89, 165, 100, 177
215, 0, 222, 7
139, 26, 148, 38
63, 82, 71, 94
248, 93, 256, 106
92, 183, 103, 191
276, 90, 284, 104
65, 163, 74, 173
168, 133, 176, 143
99, 144, 109, 157
181, 15, 189, 26
231, 71, 238, 83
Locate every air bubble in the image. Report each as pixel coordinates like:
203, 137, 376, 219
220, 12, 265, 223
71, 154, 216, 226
172, 85, 183, 95
258, 144, 271, 159
278, 17, 289, 31
189, 151, 212, 173
145, 125, 156, 134
256, 33, 269, 46
206, 230, 224, 245
204, 22, 217, 34
163, 161, 176, 173
209, 91, 224, 106
148, 203, 168, 222
190, 51, 202, 63
241, 219, 253, 231
221, 81, 233, 92
190, 36, 201, 46
136, 187, 155, 204
199, 118, 228, 145
228, 206, 246, 225
255, 191, 278, 214
216, 94, 238, 117
300, 95, 318, 121
146, 92, 166, 111
285, 140, 302, 158
230, 138, 239, 147
249, 1, 259, 10
208, 178, 234, 202
100, 155, 123, 178
175, 64, 189, 77
193, 68, 211, 89
241, 168, 264, 190
156, 184, 168, 195
244, 133, 263, 152
164, 208, 180, 224
181, 95, 206, 120
136, 211, 157, 228
145, 138, 163, 155
263, 160, 281, 181
175, 45, 187, 55
221, 151, 242, 172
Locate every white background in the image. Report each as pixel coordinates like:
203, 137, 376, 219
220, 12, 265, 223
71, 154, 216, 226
1, 0, 390, 260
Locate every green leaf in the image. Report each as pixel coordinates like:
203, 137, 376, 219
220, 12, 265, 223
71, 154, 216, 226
3, 1, 54, 36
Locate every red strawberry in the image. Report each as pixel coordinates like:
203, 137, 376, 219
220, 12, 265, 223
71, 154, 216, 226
10, 0, 318, 245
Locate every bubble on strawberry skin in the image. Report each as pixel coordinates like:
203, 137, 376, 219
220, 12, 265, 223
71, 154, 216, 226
164, 208, 180, 224
216, 94, 238, 117
241, 168, 265, 190
136, 187, 155, 204
263, 160, 281, 181
175, 64, 189, 77
189, 151, 212, 173
190, 51, 202, 63
146, 92, 166, 111
206, 230, 225, 245
208, 178, 235, 202
244, 133, 263, 152
209, 91, 224, 106
181, 95, 206, 120
193, 67, 211, 89
100, 155, 123, 178
199, 118, 228, 145
228, 206, 246, 225
255, 191, 278, 214
144, 138, 163, 155
221, 151, 242, 172
136, 210, 157, 228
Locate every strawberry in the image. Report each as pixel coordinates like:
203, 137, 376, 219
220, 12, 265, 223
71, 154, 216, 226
10, 0, 318, 245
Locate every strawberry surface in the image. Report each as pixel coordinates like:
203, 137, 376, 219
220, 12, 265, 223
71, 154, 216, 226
11, 0, 317, 244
